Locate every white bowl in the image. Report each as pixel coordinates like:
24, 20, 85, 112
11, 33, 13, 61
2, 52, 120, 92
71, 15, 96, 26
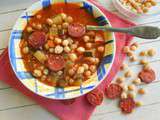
9, 0, 116, 100
112, 0, 160, 19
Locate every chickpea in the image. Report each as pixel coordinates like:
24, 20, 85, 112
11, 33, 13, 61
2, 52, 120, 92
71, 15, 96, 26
130, 45, 137, 51
54, 38, 62, 44
138, 88, 146, 95
143, 64, 151, 70
128, 84, 136, 91
68, 78, 74, 86
123, 46, 130, 53
97, 46, 104, 52
71, 44, 78, 50
129, 55, 138, 62
147, 48, 156, 57
127, 92, 136, 99
33, 69, 42, 77
82, 64, 89, 70
27, 26, 33, 33
61, 13, 67, 20
57, 25, 62, 30
132, 78, 141, 85
85, 43, 92, 49
77, 66, 85, 74
139, 51, 147, 56
43, 69, 49, 75
64, 46, 71, 53
90, 65, 96, 73
121, 92, 127, 99
66, 16, 73, 23
116, 77, 125, 84
124, 70, 133, 78
62, 40, 69, 46
62, 22, 69, 29
68, 69, 75, 76
139, 59, 148, 65
83, 35, 90, 42
22, 47, 29, 54
77, 47, 85, 53
69, 53, 77, 62
54, 45, 63, 54
36, 24, 42, 30
57, 71, 63, 76
46, 18, 53, 26
95, 58, 100, 64
84, 70, 92, 77
132, 42, 139, 48
120, 63, 128, 70
136, 101, 143, 107
127, 51, 134, 57
49, 48, 54, 53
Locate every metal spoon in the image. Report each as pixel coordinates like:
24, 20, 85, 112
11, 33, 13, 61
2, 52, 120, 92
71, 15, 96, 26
86, 25, 160, 39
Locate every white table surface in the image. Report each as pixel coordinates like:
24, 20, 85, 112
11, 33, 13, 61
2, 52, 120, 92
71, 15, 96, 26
0, 0, 160, 120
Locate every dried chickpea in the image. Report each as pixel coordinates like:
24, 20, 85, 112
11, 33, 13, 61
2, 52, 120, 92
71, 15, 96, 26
150, 0, 157, 6
139, 59, 148, 65
138, 88, 146, 95
132, 42, 139, 48
128, 84, 136, 91
124, 70, 133, 78
121, 92, 127, 99
136, 101, 143, 107
127, 51, 134, 57
123, 46, 130, 53
147, 48, 156, 56
120, 63, 128, 70
130, 45, 137, 51
139, 51, 147, 56
120, 84, 128, 92
116, 77, 125, 84
44, 43, 49, 50
143, 64, 151, 70
33, 69, 42, 77
129, 55, 138, 62
127, 92, 136, 99
132, 78, 141, 85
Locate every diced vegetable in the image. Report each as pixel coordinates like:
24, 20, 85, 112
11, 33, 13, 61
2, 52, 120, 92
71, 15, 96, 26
52, 15, 63, 24
33, 50, 47, 63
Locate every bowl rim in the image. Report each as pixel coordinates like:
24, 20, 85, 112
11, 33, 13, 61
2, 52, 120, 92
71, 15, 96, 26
8, 0, 116, 100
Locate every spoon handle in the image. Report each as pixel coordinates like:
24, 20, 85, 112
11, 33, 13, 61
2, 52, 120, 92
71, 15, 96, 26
86, 25, 129, 33
86, 25, 160, 39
